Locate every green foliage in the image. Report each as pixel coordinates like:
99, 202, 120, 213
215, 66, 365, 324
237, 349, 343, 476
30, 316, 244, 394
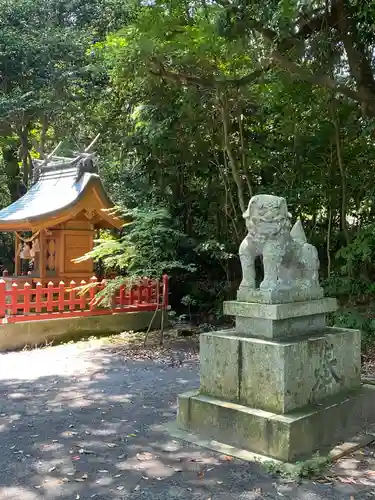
78, 208, 196, 304
0, 0, 375, 328
332, 309, 375, 351
264, 453, 330, 480
85, 208, 196, 277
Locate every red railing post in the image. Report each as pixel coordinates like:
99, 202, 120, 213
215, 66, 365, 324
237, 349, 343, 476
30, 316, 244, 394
89, 276, 97, 311
162, 274, 169, 309
0, 279, 6, 318
146, 279, 152, 304
119, 284, 125, 307
35, 282, 42, 313
80, 280, 86, 310
47, 282, 54, 312
58, 281, 65, 312
69, 281, 76, 311
11, 282, 18, 315
137, 279, 143, 304
130, 284, 136, 305
24, 282, 31, 314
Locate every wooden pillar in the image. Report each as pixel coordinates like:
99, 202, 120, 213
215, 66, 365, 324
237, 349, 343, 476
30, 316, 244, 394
14, 233, 20, 276
39, 230, 46, 280
59, 229, 65, 276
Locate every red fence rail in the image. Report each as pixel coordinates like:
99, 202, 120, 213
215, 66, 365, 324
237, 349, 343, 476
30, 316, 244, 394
0, 275, 169, 324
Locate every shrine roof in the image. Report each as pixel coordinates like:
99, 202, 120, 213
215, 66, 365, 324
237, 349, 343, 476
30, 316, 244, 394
0, 147, 124, 231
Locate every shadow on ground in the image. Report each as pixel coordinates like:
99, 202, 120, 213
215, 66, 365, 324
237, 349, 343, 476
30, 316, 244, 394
0, 338, 374, 499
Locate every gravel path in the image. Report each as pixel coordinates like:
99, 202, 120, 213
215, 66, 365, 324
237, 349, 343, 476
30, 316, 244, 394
0, 339, 374, 499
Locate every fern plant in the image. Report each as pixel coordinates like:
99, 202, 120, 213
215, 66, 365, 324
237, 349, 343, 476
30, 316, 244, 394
76, 207, 196, 304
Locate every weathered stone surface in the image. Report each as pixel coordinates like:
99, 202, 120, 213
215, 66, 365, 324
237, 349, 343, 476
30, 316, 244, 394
240, 328, 361, 412
237, 286, 324, 304
177, 390, 199, 430
224, 298, 337, 321
235, 314, 327, 339
0, 311, 167, 352
198, 328, 361, 413
239, 194, 320, 294
177, 388, 371, 462
200, 334, 240, 401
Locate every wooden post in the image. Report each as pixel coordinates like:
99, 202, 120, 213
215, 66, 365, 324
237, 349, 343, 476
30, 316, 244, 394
47, 282, 54, 312
79, 280, 86, 310
89, 276, 97, 311
146, 279, 152, 304
24, 282, 31, 314
35, 282, 42, 313
119, 284, 125, 307
137, 280, 143, 304
11, 282, 18, 315
58, 281, 65, 312
162, 274, 169, 309
69, 281, 76, 311
39, 230, 46, 280
0, 279, 6, 318
130, 285, 136, 305
14, 233, 20, 276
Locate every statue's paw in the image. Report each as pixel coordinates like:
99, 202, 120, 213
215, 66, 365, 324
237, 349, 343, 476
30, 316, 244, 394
259, 279, 277, 291
239, 280, 255, 290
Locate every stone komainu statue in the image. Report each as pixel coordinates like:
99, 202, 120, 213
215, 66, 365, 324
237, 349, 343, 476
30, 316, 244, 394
239, 194, 320, 292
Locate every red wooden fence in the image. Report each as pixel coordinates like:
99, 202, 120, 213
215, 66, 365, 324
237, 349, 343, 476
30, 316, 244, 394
0, 275, 169, 324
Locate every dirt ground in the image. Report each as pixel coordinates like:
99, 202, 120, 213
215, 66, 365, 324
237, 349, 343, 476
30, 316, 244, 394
0, 332, 373, 500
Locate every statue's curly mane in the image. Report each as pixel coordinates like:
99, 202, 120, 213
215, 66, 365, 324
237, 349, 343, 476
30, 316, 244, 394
246, 211, 290, 242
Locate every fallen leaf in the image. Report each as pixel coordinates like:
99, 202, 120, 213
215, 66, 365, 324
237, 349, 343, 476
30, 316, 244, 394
79, 448, 94, 455
197, 471, 205, 479
338, 477, 357, 484
137, 452, 153, 461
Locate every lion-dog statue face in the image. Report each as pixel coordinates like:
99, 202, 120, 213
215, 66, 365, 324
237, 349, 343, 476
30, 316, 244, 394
243, 194, 291, 239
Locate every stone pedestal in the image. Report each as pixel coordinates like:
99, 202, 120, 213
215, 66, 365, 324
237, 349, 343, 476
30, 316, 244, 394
176, 296, 370, 462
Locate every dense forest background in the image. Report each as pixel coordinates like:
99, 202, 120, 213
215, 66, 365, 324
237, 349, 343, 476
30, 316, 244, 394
1, 0, 375, 340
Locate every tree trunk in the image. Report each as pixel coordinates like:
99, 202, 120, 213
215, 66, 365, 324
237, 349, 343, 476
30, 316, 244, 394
2, 144, 21, 202
330, 100, 350, 245
218, 89, 246, 213
19, 126, 30, 187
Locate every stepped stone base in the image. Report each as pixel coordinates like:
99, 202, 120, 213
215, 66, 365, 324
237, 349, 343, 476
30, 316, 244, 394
174, 293, 374, 462
223, 298, 337, 340
199, 328, 361, 413
177, 387, 373, 462
237, 286, 324, 304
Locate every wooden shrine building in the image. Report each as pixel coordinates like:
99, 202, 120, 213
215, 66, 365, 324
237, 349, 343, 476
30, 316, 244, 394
0, 140, 123, 285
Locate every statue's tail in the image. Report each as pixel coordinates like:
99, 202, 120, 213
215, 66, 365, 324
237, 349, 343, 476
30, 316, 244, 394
290, 219, 307, 243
